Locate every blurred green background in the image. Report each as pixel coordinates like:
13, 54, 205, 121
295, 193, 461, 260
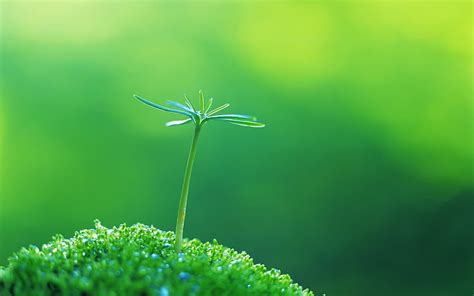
0, 1, 472, 295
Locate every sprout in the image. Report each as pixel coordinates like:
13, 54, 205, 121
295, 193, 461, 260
134, 91, 265, 252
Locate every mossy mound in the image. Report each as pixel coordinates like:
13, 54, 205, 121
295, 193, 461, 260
0, 221, 313, 295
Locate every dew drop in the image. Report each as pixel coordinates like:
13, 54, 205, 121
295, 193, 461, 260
151, 253, 159, 260
179, 272, 191, 281
160, 287, 169, 296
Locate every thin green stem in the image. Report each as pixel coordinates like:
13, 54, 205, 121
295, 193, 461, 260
175, 125, 201, 252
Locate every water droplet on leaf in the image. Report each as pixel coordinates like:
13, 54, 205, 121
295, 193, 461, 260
159, 287, 169, 296
151, 253, 159, 260
179, 272, 190, 281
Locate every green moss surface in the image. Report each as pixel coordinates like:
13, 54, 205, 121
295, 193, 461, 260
0, 221, 313, 296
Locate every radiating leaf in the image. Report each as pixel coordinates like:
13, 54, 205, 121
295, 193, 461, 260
134, 95, 192, 117
207, 103, 230, 116
199, 90, 205, 112
184, 94, 196, 112
212, 118, 265, 128
205, 98, 214, 113
166, 101, 194, 114
165, 118, 193, 127
207, 114, 256, 121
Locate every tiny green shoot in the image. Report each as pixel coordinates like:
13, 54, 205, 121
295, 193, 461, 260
134, 91, 265, 252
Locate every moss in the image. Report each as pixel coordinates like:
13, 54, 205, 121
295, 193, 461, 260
0, 221, 313, 296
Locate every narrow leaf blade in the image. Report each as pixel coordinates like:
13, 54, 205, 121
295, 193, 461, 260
166, 101, 194, 114
207, 103, 230, 116
212, 118, 265, 128
199, 90, 205, 112
207, 114, 256, 121
184, 94, 195, 112
205, 98, 214, 113
165, 118, 193, 127
134, 95, 192, 118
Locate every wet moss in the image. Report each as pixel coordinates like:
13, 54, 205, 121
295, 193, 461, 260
0, 221, 313, 296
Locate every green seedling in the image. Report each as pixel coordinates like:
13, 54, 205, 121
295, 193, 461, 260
0, 93, 313, 295
133, 91, 265, 253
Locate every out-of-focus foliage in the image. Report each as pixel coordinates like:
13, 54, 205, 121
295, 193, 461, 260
0, 1, 472, 295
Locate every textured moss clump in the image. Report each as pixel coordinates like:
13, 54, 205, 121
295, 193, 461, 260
0, 221, 313, 295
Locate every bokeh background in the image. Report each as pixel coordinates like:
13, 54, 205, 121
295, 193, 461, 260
0, 1, 472, 295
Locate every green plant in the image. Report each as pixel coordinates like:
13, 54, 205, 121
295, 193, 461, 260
133, 91, 265, 253
0, 221, 313, 295
0, 92, 314, 295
